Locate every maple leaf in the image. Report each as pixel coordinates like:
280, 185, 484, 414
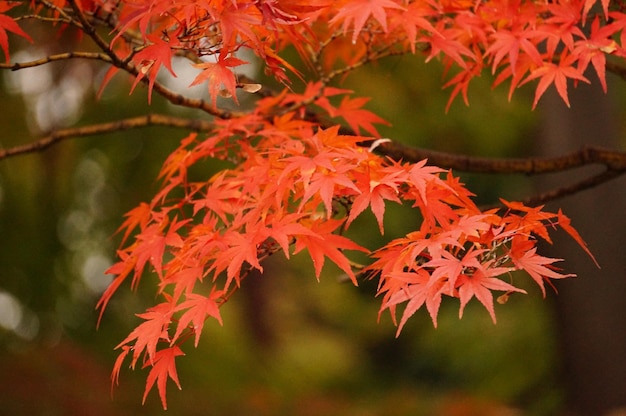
424, 246, 488, 293
485, 27, 544, 75
111, 346, 131, 394
347, 164, 404, 233
218, 2, 263, 51
115, 202, 152, 246
161, 265, 206, 302
583, 0, 609, 20
97, 250, 136, 326
406, 159, 447, 204
509, 238, 575, 296
142, 346, 185, 410
442, 63, 482, 111
293, 219, 368, 284
572, 16, 619, 93
394, 1, 437, 53
383, 270, 446, 333
265, 213, 318, 256
425, 28, 476, 69
130, 35, 177, 103
117, 301, 174, 367
133, 216, 187, 279
298, 161, 362, 218
190, 54, 248, 107
0, 3, 32, 63
523, 50, 590, 109
172, 289, 224, 347
500, 199, 556, 243
209, 228, 264, 289
330, 0, 405, 44
456, 269, 526, 323
330, 95, 390, 137
557, 209, 599, 267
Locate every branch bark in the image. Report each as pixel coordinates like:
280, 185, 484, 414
0, 52, 113, 70
0, 114, 213, 160
371, 140, 626, 173
369, 139, 626, 206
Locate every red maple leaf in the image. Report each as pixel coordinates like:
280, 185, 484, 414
485, 26, 544, 74
142, 346, 185, 409
347, 164, 405, 233
557, 209, 599, 267
572, 16, 619, 93
133, 216, 187, 279
172, 290, 224, 347
522, 50, 590, 108
456, 269, 526, 323
293, 219, 368, 284
117, 301, 174, 367
130, 35, 177, 103
383, 270, 446, 333
330, 95, 390, 137
330, 0, 405, 44
424, 246, 488, 293
0, 3, 32, 63
190, 54, 248, 107
509, 238, 575, 296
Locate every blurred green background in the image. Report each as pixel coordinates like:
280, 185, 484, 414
1, 28, 625, 415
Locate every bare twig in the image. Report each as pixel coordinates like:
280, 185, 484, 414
522, 169, 623, 206
0, 114, 213, 160
0, 52, 113, 70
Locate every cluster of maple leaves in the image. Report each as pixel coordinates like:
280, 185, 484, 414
1, 0, 614, 409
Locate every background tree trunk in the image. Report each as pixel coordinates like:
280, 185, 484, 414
536, 78, 626, 415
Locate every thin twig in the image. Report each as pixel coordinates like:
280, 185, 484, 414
0, 114, 213, 160
522, 169, 623, 206
0, 52, 113, 70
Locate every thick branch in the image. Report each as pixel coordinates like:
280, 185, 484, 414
371, 140, 626, 173
0, 114, 213, 160
368, 139, 626, 206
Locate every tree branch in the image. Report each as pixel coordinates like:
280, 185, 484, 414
522, 169, 623, 206
0, 52, 113, 70
0, 114, 213, 160
369, 139, 626, 206
371, 140, 626, 173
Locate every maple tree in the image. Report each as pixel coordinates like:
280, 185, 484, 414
2, 0, 626, 410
